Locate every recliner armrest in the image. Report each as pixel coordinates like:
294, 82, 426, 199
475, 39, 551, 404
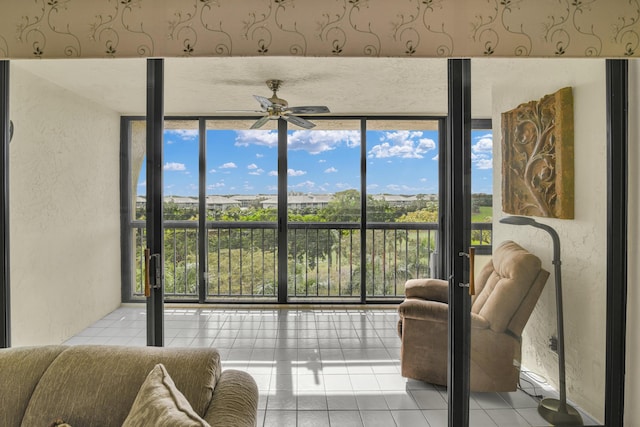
398, 299, 448, 323
398, 299, 490, 330
404, 278, 449, 302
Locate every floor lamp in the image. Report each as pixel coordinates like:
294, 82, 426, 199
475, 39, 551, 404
500, 216, 582, 426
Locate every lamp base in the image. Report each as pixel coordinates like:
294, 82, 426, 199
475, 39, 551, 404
538, 398, 583, 425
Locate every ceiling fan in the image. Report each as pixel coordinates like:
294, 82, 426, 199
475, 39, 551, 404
247, 79, 330, 129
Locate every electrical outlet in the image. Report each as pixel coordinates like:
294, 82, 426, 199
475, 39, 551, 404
549, 336, 558, 352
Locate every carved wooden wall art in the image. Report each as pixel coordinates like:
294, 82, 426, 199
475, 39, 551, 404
501, 87, 574, 219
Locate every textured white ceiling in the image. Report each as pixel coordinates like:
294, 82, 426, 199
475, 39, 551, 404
13, 57, 495, 118
13, 57, 601, 120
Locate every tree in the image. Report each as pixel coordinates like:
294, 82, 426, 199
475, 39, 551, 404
366, 197, 397, 222
396, 209, 438, 223
320, 189, 361, 222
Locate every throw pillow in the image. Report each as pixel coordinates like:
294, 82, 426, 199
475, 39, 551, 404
122, 364, 211, 427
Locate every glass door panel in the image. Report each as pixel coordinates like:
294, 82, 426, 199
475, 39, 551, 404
365, 119, 441, 300
205, 120, 278, 301
471, 58, 606, 426
131, 120, 201, 301
9, 59, 145, 345
131, 118, 147, 299
162, 120, 199, 300
286, 120, 361, 301
470, 121, 494, 272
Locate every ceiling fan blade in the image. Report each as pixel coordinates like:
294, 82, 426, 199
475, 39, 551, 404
250, 116, 271, 129
283, 114, 316, 129
253, 95, 273, 111
287, 106, 330, 114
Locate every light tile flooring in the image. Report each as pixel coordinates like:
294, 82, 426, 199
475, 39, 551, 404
65, 306, 596, 427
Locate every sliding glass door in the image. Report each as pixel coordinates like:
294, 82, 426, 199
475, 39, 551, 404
285, 121, 362, 301
465, 58, 608, 426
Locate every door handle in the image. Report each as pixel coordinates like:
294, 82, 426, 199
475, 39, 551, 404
458, 247, 476, 296
144, 248, 151, 297
144, 248, 162, 297
469, 247, 475, 296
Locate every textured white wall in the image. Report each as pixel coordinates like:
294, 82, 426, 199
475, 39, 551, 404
487, 59, 607, 422
9, 65, 121, 345
626, 59, 640, 427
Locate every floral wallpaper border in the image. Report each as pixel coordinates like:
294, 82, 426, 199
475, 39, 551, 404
0, 0, 638, 59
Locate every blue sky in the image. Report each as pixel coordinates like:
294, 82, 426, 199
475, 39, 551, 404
137, 128, 493, 197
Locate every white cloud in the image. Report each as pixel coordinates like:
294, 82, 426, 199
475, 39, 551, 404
256, 153, 264, 158
318, 159, 326, 163
368, 131, 436, 159
367, 184, 379, 190
249, 168, 265, 176
386, 183, 420, 192
220, 162, 237, 169
335, 182, 353, 190
471, 134, 493, 170
432, 154, 439, 161
288, 169, 306, 177
234, 130, 279, 148
207, 182, 225, 190
420, 178, 427, 182
268, 170, 278, 176
473, 135, 493, 153
166, 129, 198, 143
138, 181, 146, 187
324, 167, 338, 173
290, 180, 316, 190
247, 163, 258, 170
164, 162, 186, 171
236, 129, 360, 155
209, 168, 217, 173
289, 130, 361, 154
475, 158, 493, 170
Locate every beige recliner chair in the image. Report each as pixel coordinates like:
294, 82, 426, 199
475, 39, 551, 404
397, 240, 549, 392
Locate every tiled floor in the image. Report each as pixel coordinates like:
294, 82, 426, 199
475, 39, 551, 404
65, 306, 595, 427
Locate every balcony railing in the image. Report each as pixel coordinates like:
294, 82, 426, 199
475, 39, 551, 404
132, 221, 492, 301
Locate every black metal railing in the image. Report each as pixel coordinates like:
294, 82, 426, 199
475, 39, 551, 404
132, 221, 492, 300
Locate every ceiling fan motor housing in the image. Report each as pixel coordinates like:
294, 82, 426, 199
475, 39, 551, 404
266, 79, 288, 107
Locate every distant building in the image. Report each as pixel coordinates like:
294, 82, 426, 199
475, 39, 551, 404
205, 195, 241, 211
136, 193, 438, 211
261, 194, 334, 210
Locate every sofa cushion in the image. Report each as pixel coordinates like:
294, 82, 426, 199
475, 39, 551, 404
122, 364, 210, 427
21, 345, 221, 427
0, 345, 67, 427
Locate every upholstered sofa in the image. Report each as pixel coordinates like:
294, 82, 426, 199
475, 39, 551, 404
0, 345, 258, 427
397, 240, 549, 392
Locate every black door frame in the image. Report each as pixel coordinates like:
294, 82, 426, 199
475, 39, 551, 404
277, 118, 289, 304
445, 58, 472, 426
605, 58, 628, 427
145, 58, 165, 346
0, 60, 10, 349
